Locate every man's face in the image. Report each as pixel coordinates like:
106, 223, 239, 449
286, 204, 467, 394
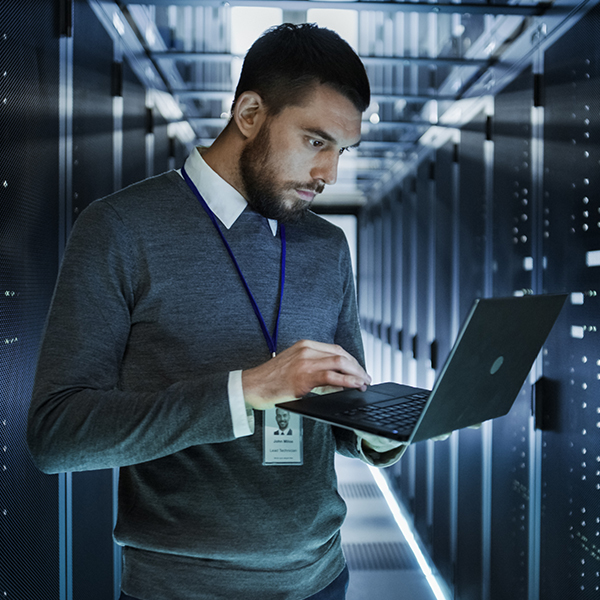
276, 408, 290, 430
239, 85, 362, 223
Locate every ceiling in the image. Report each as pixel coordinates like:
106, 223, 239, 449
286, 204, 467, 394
108, 0, 576, 206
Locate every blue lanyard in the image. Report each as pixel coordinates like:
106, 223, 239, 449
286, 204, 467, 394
181, 165, 286, 358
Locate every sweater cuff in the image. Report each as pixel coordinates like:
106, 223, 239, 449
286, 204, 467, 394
228, 370, 254, 437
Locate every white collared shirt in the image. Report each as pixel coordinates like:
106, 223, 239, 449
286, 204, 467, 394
181, 147, 278, 235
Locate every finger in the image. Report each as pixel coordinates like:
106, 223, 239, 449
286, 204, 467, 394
283, 340, 370, 376
313, 369, 370, 390
289, 340, 366, 369
274, 347, 370, 390
296, 350, 371, 385
242, 341, 371, 409
291, 339, 350, 356
310, 385, 344, 395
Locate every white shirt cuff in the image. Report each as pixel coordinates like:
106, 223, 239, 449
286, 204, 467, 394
228, 370, 254, 437
355, 430, 407, 466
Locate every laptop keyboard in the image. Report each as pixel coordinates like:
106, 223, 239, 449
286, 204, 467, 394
337, 392, 430, 430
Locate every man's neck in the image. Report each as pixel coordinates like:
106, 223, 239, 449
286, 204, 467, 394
201, 126, 247, 200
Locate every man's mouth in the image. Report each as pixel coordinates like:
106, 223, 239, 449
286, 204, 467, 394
296, 189, 317, 202
295, 184, 324, 202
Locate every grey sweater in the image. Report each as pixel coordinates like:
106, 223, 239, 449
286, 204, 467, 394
28, 171, 366, 600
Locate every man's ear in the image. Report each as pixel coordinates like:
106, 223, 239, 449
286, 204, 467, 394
233, 91, 267, 140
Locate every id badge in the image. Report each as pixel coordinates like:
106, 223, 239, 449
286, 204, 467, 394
263, 407, 303, 466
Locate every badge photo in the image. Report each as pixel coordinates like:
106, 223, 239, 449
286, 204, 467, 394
263, 407, 303, 466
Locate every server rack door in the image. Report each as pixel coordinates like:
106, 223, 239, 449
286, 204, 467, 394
400, 175, 418, 511
381, 198, 394, 381
490, 66, 535, 600
153, 111, 171, 177
540, 6, 600, 599
387, 190, 405, 501
122, 60, 147, 188
372, 204, 384, 384
431, 140, 457, 587
455, 112, 488, 600
391, 188, 404, 383
70, 2, 117, 598
413, 158, 435, 550
358, 208, 370, 339
359, 207, 376, 375
402, 174, 419, 389
0, 1, 61, 598
72, 0, 114, 220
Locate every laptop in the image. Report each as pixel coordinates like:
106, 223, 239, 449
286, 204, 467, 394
277, 294, 567, 443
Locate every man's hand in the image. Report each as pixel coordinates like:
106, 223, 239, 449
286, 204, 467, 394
242, 340, 371, 410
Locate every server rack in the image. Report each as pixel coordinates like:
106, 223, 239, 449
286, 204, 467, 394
1, 2, 176, 598
1, 1, 599, 599
358, 4, 600, 599
0, 2, 62, 598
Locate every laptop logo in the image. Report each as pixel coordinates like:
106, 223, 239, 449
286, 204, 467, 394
490, 356, 504, 375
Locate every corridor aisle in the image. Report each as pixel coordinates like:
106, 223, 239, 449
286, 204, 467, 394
336, 455, 440, 600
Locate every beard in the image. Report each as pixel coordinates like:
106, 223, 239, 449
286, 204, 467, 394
239, 122, 324, 224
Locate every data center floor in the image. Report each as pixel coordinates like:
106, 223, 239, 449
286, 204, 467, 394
336, 455, 440, 600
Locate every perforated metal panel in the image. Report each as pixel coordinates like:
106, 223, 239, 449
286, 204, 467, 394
356, 7, 599, 600
431, 140, 456, 586
413, 158, 435, 549
72, 0, 114, 221
390, 189, 404, 383
122, 60, 148, 188
381, 199, 394, 380
434, 141, 456, 368
343, 542, 420, 571
70, 3, 117, 598
458, 112, 487, 320
455, 113, 487, 600
493, 68, 535, 296
153, 112, 171, 176
540, 6, 600, 598
416, 158, 435, 389
413, 442, 430, 547
401, 174, 418, 389
0, 1, 61, 598
371, 204, 384, 383
72, 469, 115, 600
385, 189, 407, 508
359, 205, 378, 381
399, 177, 418, 514
489, 67, 535, 600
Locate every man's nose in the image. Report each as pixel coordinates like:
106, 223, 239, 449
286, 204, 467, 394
311, 152, 339, 186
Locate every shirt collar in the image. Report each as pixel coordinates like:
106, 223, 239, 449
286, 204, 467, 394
180, 147, 278, 236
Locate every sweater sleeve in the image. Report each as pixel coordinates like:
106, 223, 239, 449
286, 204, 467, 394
28, 200, 238, 474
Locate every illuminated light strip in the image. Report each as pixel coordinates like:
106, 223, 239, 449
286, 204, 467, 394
368, 466, 450, 600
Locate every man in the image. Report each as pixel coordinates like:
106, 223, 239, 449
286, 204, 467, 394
28, 23, 405, 600
275, 408, 292, 435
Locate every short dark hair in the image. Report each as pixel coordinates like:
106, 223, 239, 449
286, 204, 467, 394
233, 23, 370, 115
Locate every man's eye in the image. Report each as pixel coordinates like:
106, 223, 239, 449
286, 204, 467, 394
310, 139, 324, 148
339, 147, 350, 156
